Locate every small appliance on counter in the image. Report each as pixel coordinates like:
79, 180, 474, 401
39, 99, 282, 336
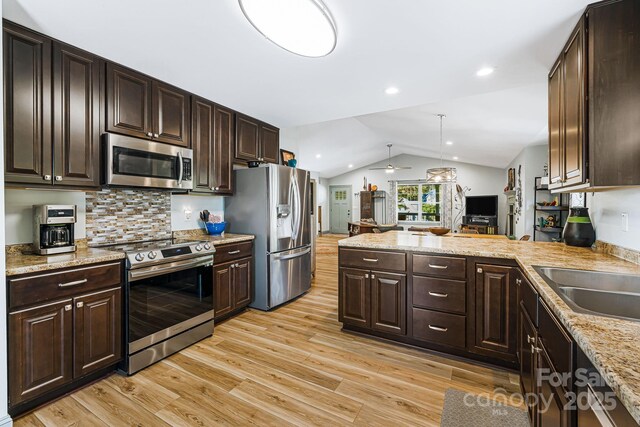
32, 205, 77, 255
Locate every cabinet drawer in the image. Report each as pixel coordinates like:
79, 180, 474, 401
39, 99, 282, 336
8, 262, 122, 310
412, 308, 465, 349
340, 249, 406, 272
412, 276, 466, 314
214, 241, 253, 264
413, 254, 466, 279
539, 300, 574, 384
518, 270, 538, 326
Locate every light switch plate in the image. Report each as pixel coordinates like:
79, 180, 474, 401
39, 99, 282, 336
622, 212, 629, 232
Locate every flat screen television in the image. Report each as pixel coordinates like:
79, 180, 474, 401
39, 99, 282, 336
465, 195, 498, 217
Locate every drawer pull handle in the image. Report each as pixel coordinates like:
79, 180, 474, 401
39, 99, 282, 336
516, 278, 522, 285
58, 279, 88, 288
428, 325, 448, 332
77, 302, 84, 308
228, 250, 241, 255
64, 304, 72, 311
527, 334, 535, 344
428, 264, 448, 269
362, 258, 378, 262
428, 291, 448, 298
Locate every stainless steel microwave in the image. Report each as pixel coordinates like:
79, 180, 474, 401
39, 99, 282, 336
105, 133, 193, 190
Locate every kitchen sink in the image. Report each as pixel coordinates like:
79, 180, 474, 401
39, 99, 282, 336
533, 266, 640, 321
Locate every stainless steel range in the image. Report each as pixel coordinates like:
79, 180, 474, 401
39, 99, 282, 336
103, 238, 215, 375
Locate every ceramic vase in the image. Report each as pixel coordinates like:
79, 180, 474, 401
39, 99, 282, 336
563, 207, 595, 247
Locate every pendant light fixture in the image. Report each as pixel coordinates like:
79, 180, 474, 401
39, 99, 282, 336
426, 114, 457, 183
238, 0, 337, 57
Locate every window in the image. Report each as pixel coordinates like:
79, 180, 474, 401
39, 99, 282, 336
397, 183, 442, 223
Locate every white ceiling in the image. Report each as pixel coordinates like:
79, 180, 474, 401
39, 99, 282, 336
4, 0, 591, 176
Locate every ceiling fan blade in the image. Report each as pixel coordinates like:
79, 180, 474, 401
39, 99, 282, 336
368, 167, 390, 170
393, 166, 412, 170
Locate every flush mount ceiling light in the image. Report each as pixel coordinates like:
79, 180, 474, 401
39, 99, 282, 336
426, 114, 457, 183
476, 66, 495, 77
315, 154, 322, 158
238, 0, 337, 57
385, 86, 399, 95
445, 140, 453, 146
369, 144, 412, 174
348, 164, 353, 168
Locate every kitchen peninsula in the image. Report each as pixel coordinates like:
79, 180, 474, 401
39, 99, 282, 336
338, 231, 640, 424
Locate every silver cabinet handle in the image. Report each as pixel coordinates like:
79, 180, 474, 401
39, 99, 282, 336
77, 302, 83, 308
428, 325, 448, 332
154, 133, 159, 138
477, 267, 483, 273
516, 278, 522, 285
428, 264, 448, 269
362, 258, 378, 263
43, 175, 52, 181
147, 132, 153, 137
214, 187, 220, 191
64, 304, 72, 311
371, 274, 375, 279
58, 279, 88, 288
228, 250, 241, 255
527, 335, 535, 344
55, 176, 62, 181
235, 263, 239, 268
531, 345, 542, 354
428, 291, 448, 298
365, 273, 369, 279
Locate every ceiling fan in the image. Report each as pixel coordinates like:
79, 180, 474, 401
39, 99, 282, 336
369, 144, 412, 174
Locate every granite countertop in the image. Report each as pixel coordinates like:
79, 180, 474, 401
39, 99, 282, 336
339, 231, 640, 423
6, 247, 126, 277
172, 229, 255, 246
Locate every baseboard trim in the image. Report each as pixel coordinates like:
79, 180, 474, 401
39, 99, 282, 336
0, 414, 13, 426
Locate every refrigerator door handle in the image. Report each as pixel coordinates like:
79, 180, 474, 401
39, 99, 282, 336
291, 173, 301, 242
272, 246, 311, 261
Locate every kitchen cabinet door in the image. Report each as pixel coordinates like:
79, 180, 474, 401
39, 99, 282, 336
370, 271, 406, 335
214, 261, 234, 320
537, 342, 573, 427
52, 43, 101, 188
9, 299, 73, 406
213, 105, 234, 194
260, 124, 280, 164
192, 97, 215, 192
3, 22, 52, 186
562, 21, 586, 187
235, 114, 260, 162
548, 58, 563, 189
339, 268, 370, 328
73, 288, 122, 378
106, 63, 152, 139
233, 257, 252, 309
473, 264, 517, 361
520, 305, 538, 423
152, 81, 190, 147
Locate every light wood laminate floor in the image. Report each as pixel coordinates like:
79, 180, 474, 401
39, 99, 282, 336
16, 234, 521, 426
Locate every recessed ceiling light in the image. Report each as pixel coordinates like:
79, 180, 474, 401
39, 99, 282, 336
315, 154, 322, 159
239, 0, 337, 58
348, 164, 353, 168
445, 141, 453, 146
476, 66, 495, 77
385, 87, 399, 95
453, 156, 459, 160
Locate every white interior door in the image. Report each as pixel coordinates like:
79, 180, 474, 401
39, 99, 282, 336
330, 186, 352, 234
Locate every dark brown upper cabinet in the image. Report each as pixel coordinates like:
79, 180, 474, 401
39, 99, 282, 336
191, 96, 233, 194
4, 22, 100, 189
106, 63, 190, 147
235, 114, 280, 164
549, 0, 640, 192
3, 22, 53, 186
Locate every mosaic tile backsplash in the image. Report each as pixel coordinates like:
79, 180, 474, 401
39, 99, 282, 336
86, 188, 172, 245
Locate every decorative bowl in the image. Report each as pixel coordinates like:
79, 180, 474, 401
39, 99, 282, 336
205, 221, 226, 235
428, 227, 450, 236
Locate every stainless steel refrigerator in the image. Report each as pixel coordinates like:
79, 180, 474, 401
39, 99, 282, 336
225, 164, 312, 310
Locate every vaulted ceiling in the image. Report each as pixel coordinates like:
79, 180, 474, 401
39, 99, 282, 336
4, 0, 592, 176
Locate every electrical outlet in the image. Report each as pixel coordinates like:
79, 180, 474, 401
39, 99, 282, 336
622, 212, 629, 232
184, 209, 192, 220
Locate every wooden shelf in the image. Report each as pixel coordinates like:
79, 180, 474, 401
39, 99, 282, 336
536, 206, 569, 211
535, 226, 563, 233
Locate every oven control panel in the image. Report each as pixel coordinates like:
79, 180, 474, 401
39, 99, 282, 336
127, 241, 215, 267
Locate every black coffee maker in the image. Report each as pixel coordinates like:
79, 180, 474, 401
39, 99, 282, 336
33, 205, 77, 255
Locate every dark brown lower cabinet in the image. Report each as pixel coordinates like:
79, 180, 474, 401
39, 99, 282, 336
213, 245, 253, 320
338, 267, 406, 335
472, 264, 517, 362
73, 288, 122, 378
520, 304, 538, 423
9, 299, 73, 406
537, 341, 573, 427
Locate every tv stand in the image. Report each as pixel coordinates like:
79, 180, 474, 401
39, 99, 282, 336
460, 224, 499, 235
461, 215, 498, 235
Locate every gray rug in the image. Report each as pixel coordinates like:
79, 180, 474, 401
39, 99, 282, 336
440, 389, 529, 427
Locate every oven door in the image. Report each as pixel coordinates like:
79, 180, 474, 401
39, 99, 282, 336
127, 255, 213, 354
105, 133, 193, 190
